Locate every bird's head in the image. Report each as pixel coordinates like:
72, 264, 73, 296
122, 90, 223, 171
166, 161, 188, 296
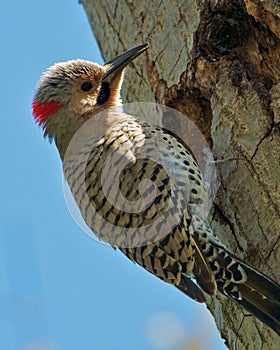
32, 43, 148, 158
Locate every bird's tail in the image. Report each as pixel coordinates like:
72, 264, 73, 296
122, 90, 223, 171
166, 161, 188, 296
214, 247, 280, 335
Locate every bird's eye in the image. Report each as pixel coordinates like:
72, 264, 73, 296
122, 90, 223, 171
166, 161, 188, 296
81, 81, 93, 92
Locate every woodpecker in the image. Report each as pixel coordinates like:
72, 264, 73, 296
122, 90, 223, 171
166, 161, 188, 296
33, 43, 280, 335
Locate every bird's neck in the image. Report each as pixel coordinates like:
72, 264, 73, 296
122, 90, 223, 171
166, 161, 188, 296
45, 108, 82, 161
46, 105, 135, 161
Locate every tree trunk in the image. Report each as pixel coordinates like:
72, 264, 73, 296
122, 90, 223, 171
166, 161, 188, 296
81, 0, 280, 348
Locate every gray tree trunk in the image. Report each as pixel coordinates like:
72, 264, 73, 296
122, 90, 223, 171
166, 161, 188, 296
81, 0, 280, 349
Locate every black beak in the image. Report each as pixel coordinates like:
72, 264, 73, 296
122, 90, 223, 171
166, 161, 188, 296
102, 43, 149, 83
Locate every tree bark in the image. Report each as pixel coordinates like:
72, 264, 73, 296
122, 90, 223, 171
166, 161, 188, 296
81, 0, 280, 348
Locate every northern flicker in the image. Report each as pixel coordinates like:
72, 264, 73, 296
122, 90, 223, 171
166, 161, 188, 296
32, 44, 280, 335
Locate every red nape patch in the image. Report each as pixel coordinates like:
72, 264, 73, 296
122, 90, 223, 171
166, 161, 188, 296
32, 100, 63, 126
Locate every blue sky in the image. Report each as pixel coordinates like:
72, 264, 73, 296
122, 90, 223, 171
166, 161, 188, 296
0, 1, 227, 349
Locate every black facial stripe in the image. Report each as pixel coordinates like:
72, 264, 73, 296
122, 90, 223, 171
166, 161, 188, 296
97, 82, 110, 105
